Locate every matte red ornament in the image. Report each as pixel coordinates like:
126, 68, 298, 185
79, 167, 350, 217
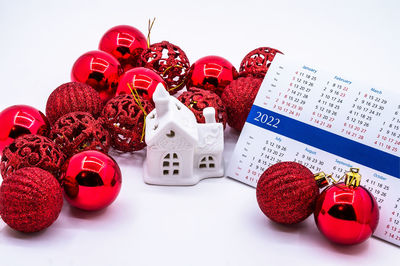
256, 161, 319, 225
141, 41, 190, 94
314, 183, 379, 245
0, 105, 50, 155
51, 112, 110, 157
46, 82, 103, 125
71, 50, 123, 103
0, 167, 63, 233
102, 94, 154, 152
115, 67, 167, 102
178, 88, 227, 128
62, 150, 122, 211
99, 25, 147, 71
1, 134, 66, 181
186, 55, 238, 96
221, 76, 262, 131
239, 47, 283, 78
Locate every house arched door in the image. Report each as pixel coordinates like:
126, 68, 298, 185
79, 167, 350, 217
162, 152, 180, 176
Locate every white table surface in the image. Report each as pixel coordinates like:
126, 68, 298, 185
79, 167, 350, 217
0, 0, 399, 265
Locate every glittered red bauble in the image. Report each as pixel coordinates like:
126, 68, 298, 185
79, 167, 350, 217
221, 76, 262, 131
1, 134, 66, 181
51, 112, 110, 157
0, 167, 63, 233
256, 162, 319, 225
102, 94, 154, 152
99, 25, 147, 71
141, 41, 190, 94
186, 55, 238, 96
62, 150, 122, 211
46, 82, 103, 125
71, 50, 123, 103
178, 88, 227, 128
0, 105, 50, 155
239, 47, 283, 78
115, 67, 167, 102
314, 183, 379, 245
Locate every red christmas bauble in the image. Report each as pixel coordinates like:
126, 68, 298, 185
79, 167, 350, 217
239, 47, 282, 78
186, 55, 238, 96
256, 162, 319, 224
221, 76, 262, 131
71, 50, 123, 103
0, 167, 63, 233
314, 183, 379, 245
0, 105, 50, 155
102, 94, 154, 152
46, 82, 103, 125
178, 88, 227, 128
62, 150, 122, 211
115, 67, 166, 102
141, 41, 190, 94
99, 25, 147, 71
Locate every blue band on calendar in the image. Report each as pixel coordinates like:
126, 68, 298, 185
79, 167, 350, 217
246, 105, 400, 178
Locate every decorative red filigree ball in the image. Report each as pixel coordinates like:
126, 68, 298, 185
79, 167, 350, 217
0, 105, 50, 155
239, 47, 283, 78
256, 162, 320, 225
71, 50, 123, 103
0, 167, 63, 233
99, 25, 147, 71
186, 55, 238, 96
62, 150, 122, 211
141, 41, 190, 94
46, 82, 103, 125
178, 88, 227, 128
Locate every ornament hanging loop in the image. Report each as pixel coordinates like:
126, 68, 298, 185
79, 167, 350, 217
147, 17, 156, 48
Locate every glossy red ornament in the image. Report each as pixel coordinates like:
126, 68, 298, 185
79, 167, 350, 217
314, 183, 379, 245
186, 55, 238, 96
62, 150, 122, 211
0, 105, 50, 155
99, 25, 147, 71
115, 67, 166, 102
71, 50, 123, 103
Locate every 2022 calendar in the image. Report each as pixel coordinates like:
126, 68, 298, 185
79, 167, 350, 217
227, 54, 400, 246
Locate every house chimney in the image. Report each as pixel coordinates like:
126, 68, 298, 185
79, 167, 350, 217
203, 107, 216, 123
152, 84, 170, 117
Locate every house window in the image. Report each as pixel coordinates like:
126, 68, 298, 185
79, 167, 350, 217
162, 152, 180, 176
199, 156, 215, 169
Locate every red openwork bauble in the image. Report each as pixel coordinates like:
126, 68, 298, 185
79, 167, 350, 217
0, 167, 63, 233
102, 94, 154, 152
221, 77, 262, 131
51, 112, 110, 157
178, 88, 227, 128
1, 134, 66, 181
0, 105, 50, 155
256, 162, 319, 225
314, 183, 379, 245
141, 41, 190, 94
62, 150, 122, 211
71, 50, 123, 103
46, 82, 103, 125
186, 55, 238, 96
115, 67, 167, 102
239, 47, 283, 78
99, 25, 147, 71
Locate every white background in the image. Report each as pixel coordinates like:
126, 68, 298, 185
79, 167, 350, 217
0, 0, 399, 265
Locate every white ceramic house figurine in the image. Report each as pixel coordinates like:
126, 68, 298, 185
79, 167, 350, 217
143, 84, 224, 185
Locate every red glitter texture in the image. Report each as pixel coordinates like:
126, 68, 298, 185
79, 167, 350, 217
141, 41, 190, 94
1, 134, 66, 181
256, 162, 319, 225
178, 88, 227, 128
50, 112, 110, 157
46, 82, 103, 125
0, 167, 63, 233
239, 47, 282, 78
101, 94, 154, 152
221, 77, 262, 131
